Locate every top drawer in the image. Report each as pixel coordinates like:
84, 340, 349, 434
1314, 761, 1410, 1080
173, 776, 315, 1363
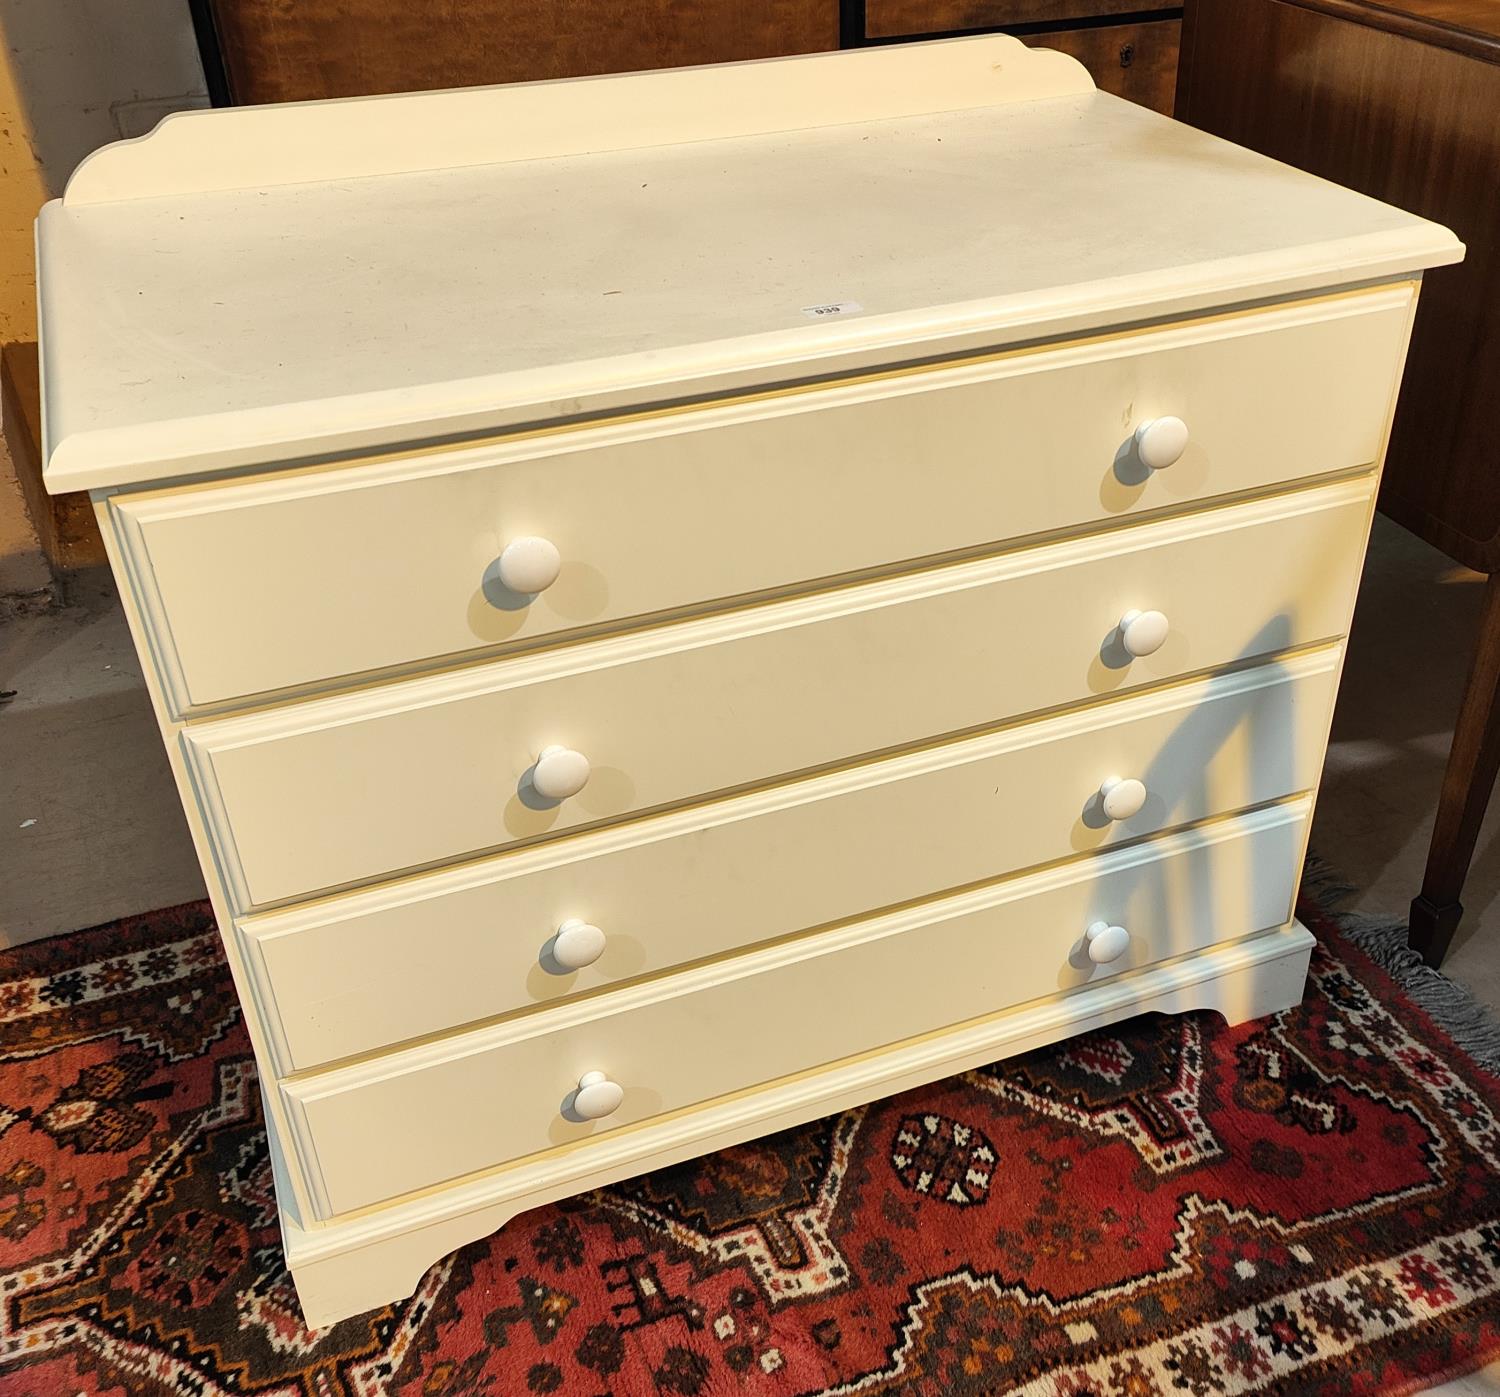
111, 288, 1411, 713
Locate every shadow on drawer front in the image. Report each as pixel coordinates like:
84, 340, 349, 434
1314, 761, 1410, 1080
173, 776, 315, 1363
280, 802, 1308, 1218
241, 650, 1338, 1073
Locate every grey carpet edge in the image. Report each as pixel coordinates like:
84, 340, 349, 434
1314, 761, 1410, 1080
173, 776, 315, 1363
1303, 854, 1500, 1075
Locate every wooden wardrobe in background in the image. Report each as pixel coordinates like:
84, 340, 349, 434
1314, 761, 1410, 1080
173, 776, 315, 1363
188, 0, 1180, 112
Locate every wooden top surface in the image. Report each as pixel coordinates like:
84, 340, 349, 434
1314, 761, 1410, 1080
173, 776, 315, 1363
36, 36, 1461, 492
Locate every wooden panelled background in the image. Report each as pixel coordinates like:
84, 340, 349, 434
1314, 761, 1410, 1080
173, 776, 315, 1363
197, 1, 1181, 114
203, 0, 839, 100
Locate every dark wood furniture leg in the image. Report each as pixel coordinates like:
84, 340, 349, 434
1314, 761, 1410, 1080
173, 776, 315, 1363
1411, 571, 1500, 965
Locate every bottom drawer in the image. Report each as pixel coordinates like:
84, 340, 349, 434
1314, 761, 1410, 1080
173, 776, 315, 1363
282, 799, 1309, 1217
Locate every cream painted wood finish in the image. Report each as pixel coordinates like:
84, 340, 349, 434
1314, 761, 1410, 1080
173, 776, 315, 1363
39, 36, 1461, 1328
187, 477, 1373, 911
62, 36, 1095, 205
283, 802, 1309, 1218
113, 290, 1410, 711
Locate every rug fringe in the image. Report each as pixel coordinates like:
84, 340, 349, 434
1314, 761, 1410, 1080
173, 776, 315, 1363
1299, 853, 1358, 908
1304, 856, 1500, 1075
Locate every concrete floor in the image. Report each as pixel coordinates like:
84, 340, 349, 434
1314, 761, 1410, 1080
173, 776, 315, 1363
3, 513, 1500, 1386
0, 573, 203, 947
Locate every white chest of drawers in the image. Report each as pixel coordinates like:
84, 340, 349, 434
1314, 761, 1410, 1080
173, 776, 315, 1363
38, 35, 1462, 1328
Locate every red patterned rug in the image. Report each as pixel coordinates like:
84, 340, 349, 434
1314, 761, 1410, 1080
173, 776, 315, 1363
3, 892, 1500, 1395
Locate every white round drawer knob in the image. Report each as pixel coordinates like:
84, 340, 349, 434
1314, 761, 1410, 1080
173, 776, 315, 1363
1099, 776, 1147, 822
497, 535, 562, 595
552, 919, 606, 971
1085, 921, 1132, 965
531, 745, 591, 800
574, 1071, 624, 1121
1134, 416, 1189, 471
1119, 609, 1169, 658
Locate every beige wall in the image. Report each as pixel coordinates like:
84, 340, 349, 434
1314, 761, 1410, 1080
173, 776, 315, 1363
0, 47, 46, 349
0, 0, 208, 344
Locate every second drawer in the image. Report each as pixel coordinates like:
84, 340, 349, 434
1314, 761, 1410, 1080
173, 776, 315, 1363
186, 477, 1371, 909
280, 800, 1309, 1218
242, 649, 1338, 1072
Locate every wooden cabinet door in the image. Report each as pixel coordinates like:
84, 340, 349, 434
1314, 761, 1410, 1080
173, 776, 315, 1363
860, 0, 1179, 113
207, 0, 838, 103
